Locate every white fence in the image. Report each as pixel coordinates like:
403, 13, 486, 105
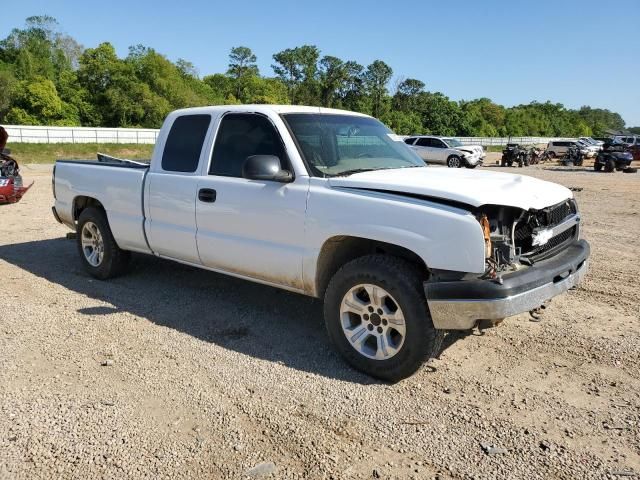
454, 136, 576, 147
4, 125, 159, 144
4, 124, 576, 147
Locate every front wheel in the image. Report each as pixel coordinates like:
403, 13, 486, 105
446, 155, 462, 168
76, 207, 131, 279
324, 255, 443, 382
594, 162, 603, 171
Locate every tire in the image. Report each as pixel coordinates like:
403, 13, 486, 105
323, 254, 443, 382
605, 159, 615, 173
76, 207, 131, 279
548, 151, 556, 158
446, 155, 462, 168
594, 162, 602, 171
465, 164, 477, 169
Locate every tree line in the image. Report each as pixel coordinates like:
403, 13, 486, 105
0, 16, 631, 137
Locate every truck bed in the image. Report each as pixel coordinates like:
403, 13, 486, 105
53, 155, 152, 254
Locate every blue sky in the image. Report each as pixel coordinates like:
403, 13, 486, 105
3, 0, 639, 126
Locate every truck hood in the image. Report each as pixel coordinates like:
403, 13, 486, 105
328, 167, 572, 211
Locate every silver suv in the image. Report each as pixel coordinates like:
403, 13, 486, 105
404, 136, 483, 168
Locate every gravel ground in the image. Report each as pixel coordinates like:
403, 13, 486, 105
0, 160, 638, 480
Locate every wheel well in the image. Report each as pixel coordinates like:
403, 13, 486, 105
315, 236, 429, 297
73, 196, 105, 220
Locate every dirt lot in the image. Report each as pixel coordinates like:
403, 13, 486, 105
1, 161, 639, 479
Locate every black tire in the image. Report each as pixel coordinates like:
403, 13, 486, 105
324, 255, 443, 382
76, 207, 131, 279
605, 159, 615, 173
594, 162, 602, 171
548, 151, 556, 158
446, 155, 462, 168
465, 164, 477, 169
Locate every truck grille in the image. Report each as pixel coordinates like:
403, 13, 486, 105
515, 199, 578, 261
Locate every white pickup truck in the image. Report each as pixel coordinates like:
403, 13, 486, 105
52, 105, 589, 381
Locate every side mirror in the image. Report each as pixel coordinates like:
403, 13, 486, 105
242, 155, 293, 183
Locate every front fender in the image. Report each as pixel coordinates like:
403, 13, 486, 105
304, 182, 486, 292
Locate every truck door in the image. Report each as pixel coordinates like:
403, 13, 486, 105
145, 114, 211, 264
195, 112, 307, 290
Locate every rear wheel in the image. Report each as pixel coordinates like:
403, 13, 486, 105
446, 155, 462, 168
324, 255, 443, 382
76, 207, 131, 279
605, 159, 615, 173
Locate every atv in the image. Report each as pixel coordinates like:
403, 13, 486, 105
501, 143, 528, 167
0, 127, 33, 205
562, 144, 584, 166
594, 144, 634, 172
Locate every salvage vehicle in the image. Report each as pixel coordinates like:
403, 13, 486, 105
443, 138, 486, 163
579, 136, 604, 148
0, 127, 33, 205
52, 106, 590, 381
404, 135, 483, 168
575, 139, 599, 158
545, 140, 575, 158
501, 143, 528, 167
562, 144, 585, 166
611, 135, 640, 161
594, 145, 634, 172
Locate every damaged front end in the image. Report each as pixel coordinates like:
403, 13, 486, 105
424, 198, 588, 330
477, 198, 580, 281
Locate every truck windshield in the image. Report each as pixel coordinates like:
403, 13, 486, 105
282, 114, 424, 177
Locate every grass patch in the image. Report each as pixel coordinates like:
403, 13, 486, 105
486, 145, 505, 152
6, 143, 155, 164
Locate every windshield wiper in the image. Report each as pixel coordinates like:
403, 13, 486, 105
331, 168, 378, 177
330, 165, 422, 177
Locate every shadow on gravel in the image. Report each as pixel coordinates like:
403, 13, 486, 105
0, 238, 456, 383
541, 167, 597, 173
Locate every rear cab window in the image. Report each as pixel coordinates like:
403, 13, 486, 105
161, 114, 211, 173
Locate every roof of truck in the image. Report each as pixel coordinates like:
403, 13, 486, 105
169, 105, 371, 117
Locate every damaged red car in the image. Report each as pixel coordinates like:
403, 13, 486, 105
0, 126, 33, 205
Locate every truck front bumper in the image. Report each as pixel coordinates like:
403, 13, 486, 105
424, 240, 590, 330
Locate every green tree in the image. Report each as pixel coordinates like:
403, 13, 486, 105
392, 78, 425, 112
227, 46, 258, 101
380, 110, 423, 135
272, 45, 320, 104
364, 60, 392, 118
318, 56, 348, 108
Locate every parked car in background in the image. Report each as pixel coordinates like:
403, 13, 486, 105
575, 140, 599, 158
545, 140, 574, 158
546, 140, 594, 158
443, 138, 486, 162
579, 137, 604, 148
404, 136, 483, 168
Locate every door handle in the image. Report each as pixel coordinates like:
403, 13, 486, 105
198, 188, 217, 203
